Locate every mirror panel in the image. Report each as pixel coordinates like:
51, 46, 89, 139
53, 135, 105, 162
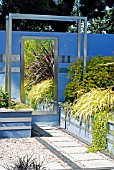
20, 37, 58, 113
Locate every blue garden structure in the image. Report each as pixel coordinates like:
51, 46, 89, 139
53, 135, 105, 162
0, 14, 114, 138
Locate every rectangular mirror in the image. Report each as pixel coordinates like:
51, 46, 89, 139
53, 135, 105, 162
20, 36, 58, 114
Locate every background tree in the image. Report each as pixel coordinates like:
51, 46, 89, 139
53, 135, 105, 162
0, 0, 113, 32
88, 9, 114, 34
79, 0, 114, 34
79, 0, 106, 19
67, 0, 114, 34
0, 0, 75, 32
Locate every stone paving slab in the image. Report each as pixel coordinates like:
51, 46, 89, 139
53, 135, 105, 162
53, 141, 82, 147
62, 146, 88, 154
81, 159, 114, 168
42, 128, 68, 137
48, 132, 65, 137
38, 126, 114, 169
42, 136, 73, 142
36, 137, 81, 169
43, 129, 60, 133
70, 153, 105, 161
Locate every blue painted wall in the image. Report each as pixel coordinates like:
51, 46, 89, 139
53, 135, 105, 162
0, 111, 32, 138
0, 31, 114, 102
32, 114, 60, 126
1, 31, 114, 56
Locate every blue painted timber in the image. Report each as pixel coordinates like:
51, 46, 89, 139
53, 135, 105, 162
0, 110, 32, 138
32, 112, 60, 126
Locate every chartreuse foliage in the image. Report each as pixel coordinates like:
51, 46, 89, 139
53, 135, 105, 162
90, 111, 109, 152
28, 79, 54, 109
70, 88, 114, 152
10, 101, 31, 110
65, 56, 114, 101
64, 55, 114, 152
71, 88, 113, 119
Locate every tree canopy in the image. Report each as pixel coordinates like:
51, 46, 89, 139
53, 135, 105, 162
80, 0, 114, 17
0, 0, 113, 33
0, 0, 75, 31
79, 0, 114, 34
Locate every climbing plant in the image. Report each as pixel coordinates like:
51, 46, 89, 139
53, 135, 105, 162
89, 111, 109, 152
70, 88, 114, 152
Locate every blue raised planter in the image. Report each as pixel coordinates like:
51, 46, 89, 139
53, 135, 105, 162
0, 109, 32, 138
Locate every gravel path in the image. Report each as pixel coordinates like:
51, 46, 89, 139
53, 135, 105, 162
0, 137, 71, 169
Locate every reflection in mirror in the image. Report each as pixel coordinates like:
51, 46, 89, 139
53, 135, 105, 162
23, 39, 55, 111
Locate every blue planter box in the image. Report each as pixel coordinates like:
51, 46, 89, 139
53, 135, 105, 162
0, 110, 32, 138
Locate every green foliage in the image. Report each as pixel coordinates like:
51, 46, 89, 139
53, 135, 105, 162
28, 79, 54, 109
10, 101, 31, 110
65, 56, 114, 101
0, 0, 75, 32
64, 59, 84, 101
0, 87, 8, 108
88, 9, 114, 34
83, 56, 114, 89
24, 39, 54, 91
0, 87, 31, 110
68, 88, 114, 152
79, 0, 106, 20
71, 88, 114, 119
70, 0, 114, 33
88, 111, 109, 152
79, 0, 114, 21
64, 55, 114, 153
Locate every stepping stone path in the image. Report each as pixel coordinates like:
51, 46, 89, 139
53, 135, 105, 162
35, 125, 114, 169
1, 126, 114, 169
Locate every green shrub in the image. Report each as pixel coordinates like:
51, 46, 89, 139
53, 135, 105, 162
69, 88, 114, 152
10, 101, 31, 110
71, 88, 114, 119
64, 55, 114, 152
0, 87, 32, 110
28, 79, 54, 109
0, 87, 9, 108
64, 59, 83, 101
65, 55, 114, 101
